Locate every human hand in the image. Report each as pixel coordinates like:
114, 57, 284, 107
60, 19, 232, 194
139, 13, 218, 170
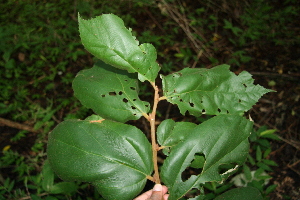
134, 184, 169, 200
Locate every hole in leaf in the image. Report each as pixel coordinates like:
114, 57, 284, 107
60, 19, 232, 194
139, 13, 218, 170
131, 106, 136, 110
238, 99, 242, 103
133, 99, 137, 101
109, 92, 117, 96
101, 94, 105, 97
119, 91, 123, 95
124, 79, 128, 82
218, 108, 221, 113
178, 72, 182, 76
130, 87, 136, 90
179, 99, 183, 102
190, 153, 205, 169
181, 153, 206, 182
174, 89, 176, 93
123, 98, 128, 103
189, 102, 194, 107
243, 83, 247, 88
145, 104, 149, 107
202, 109, 205, 113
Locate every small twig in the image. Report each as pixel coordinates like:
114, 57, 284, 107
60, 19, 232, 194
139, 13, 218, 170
160, 0, 213, 59
191, 49, 203, 68
287, 160, 300, 176
144, 7, 166, 34
277, 136, 300, 151
19, 192, 48, 200
165, 103, 172, 120
0, 117, 42, 133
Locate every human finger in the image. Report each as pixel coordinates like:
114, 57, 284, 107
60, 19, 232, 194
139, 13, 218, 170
134, 189, 152, 200
146, 184, 163, 200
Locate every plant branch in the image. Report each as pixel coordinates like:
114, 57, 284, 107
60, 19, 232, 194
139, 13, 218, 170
0, 117, 42, 133
149, 81, 161, 184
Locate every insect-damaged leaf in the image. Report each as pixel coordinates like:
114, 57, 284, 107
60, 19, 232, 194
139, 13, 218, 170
161, 115, 253, 200
47, 117, 153, 200
162, 64, 273, 116
78, 14, 160, 82
73, 61, 150, 123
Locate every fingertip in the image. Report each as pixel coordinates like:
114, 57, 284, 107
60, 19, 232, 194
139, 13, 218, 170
164, 194, 169, 200
153, 184, 162, 192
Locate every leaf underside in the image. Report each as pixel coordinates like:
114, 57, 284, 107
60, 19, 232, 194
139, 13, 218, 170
73, 61, 150, 123
47, 117, 153, 200
161, 114, 253, 200
78, 14, 160, 82
162, 64, 273, 116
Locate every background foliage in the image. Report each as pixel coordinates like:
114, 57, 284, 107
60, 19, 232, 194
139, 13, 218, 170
0, 0, 299, 199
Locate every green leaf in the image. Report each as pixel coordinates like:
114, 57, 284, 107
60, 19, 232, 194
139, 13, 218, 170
73, 61, 150, 123
256, 146, 262, 162
41, 160, 54, 192
78, 14, 160, 82
214, 187, 263, 200
49, 182, 78, 195
157, 119, 197, 150
47, 117, 153, 200
243, 165, 252, 181
259, 129, 277, 136
162, 65, 273, 116
265, 184, 277, 195
161, 115, 253, 200
190, 155, 205, 169
157, 119, 197, 147
262, 159, 278, 167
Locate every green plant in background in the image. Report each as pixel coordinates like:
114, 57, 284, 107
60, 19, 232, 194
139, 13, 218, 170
47, 14, 273, 200
0, 150, 82, 199
241, 126, 279, 197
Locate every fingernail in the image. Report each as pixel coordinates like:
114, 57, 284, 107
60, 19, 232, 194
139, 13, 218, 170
153, 184, 162, 191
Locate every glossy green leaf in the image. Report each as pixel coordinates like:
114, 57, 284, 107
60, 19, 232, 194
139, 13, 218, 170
162, 65, 273, 116
157, 119, 197, 155
73, 61, 150, 122
214, 187, 263, 200
47, 117, 153, 200
161, 115, 253, 200
78, 14, 160, 82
